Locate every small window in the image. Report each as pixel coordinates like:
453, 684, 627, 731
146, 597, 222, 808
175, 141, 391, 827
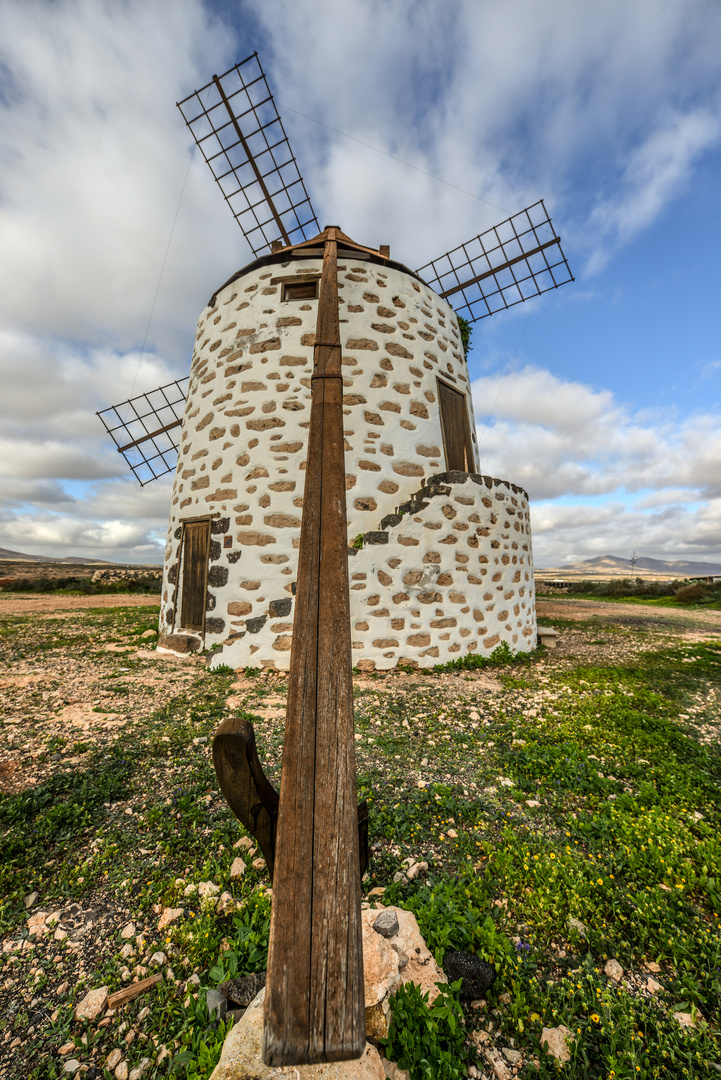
282, 280, 318, 302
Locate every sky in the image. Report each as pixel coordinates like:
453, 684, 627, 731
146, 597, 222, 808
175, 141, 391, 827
0, 0, 720, 568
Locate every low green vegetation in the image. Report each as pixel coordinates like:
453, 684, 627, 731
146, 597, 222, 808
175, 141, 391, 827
383, 980, 470, 1079
538, 577, 721, 609
0, 574, 161, 595
0, 600, 719, 1078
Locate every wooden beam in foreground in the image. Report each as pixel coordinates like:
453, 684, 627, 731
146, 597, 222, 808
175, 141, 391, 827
262, 228, 365, 1066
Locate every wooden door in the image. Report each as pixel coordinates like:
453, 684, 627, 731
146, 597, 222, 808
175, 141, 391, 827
438, 379, 474, 472
180, 520, 210, 631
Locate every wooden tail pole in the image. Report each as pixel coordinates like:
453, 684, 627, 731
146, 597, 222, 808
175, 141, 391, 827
262, 228, 365, 1065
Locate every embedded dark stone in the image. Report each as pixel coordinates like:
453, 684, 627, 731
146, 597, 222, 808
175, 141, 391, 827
158, 634, 200, 654
205, 617, 225, 635
268, 598, 292, 618
174, 527, 182, 539
206, 592, 216, 611
443, 950, 495, 999
246, 615, 267, 634
380, 514, 403, 529
364, 532, 388, 545
372, 910, 399, 938
432, 470, 468, 485
209, 539, 222, 562
227, 551, 242, 564
212, 517, 230, 534
167, 564, 178, 584
208, 565, 229, 588
218, 972, 266, 1007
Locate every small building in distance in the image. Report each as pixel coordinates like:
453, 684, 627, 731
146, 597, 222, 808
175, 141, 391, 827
158, 231, 536, 670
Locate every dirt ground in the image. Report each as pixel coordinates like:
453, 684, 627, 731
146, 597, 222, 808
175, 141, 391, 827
537, 595, 721, 632
0, 593, 163, 616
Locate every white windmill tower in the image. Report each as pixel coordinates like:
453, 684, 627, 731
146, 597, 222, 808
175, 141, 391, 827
99, 53, 573, 674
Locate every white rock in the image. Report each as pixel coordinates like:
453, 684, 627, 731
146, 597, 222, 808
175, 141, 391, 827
198, 881, 220, 902
604, 959, 623, 982
63, 1061, 81, 1075
120, 923, 135, 940
74, 986, 108, 1021
128, 1058, 151, 1080
540, 1025, 574, 1064
120, 943, 135, 960
646, 977, 663, 994
115, 1063, 129, 1080
106, 1049, 123, 1070
183, 883, 197, 897
229, 857, 246, 881
208, 987, 385, 1079
149, 952, 167, 967
484, 1048, 512, 1080
216, 891, 236, 915
568, 917, 587, 939
157, 907, 183, 931
361, 907, 446, 1039
405, 861, 427, 881
381, 1058, 409, 1079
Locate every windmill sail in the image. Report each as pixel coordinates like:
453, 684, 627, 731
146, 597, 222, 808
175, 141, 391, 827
417, 200, 573, 322
178, 53, 320, 257
97, 378, 188, 486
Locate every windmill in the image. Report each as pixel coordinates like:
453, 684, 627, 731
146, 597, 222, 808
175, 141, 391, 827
98, 52, 573, 1069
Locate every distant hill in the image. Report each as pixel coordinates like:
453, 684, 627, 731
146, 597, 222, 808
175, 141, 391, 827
538, 554, 721, 577
0, 546, 115, 565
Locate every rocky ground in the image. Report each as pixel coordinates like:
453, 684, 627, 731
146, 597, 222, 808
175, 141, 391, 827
1, 594, 720, 1079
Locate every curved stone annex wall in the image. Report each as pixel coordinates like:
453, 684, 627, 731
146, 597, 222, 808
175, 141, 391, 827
158, 242, 536, 668
347, 472, 535, 670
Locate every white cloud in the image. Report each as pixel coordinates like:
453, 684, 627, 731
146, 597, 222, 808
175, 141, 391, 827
586, 108, 721, 273
531, 498, 721, 568
472, 366, 721, 563
473, 366, 721, 500
0, 0, 720, 562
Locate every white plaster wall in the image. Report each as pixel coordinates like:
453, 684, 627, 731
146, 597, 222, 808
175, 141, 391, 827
347, 474, 535, 671
159, 249, 535, 669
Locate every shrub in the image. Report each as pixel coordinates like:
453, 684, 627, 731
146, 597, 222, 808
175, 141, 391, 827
674, 582, 710, 603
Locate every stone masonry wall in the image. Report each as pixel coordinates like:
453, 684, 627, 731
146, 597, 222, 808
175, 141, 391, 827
159, 247, 535, 668
346, 472, 535, 670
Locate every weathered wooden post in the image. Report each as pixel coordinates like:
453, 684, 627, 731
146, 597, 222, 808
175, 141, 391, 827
261, 227, 365, 1065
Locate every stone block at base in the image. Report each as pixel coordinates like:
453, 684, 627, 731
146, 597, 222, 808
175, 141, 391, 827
208, 906, 442, 1079
208, 987, 384, 1079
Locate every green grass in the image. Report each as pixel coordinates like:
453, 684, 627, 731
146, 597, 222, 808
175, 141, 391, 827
0, 604, 719, 1077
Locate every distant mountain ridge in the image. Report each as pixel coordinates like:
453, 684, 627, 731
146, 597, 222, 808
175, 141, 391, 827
0, 546, 115, 565
540, 554, 721, 577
